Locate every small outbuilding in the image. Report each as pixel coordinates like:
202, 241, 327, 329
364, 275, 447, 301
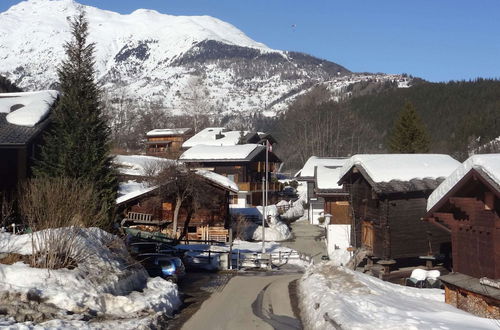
145, 128, 193, 158
425, 154, 500, 318
338, 154, 460, 270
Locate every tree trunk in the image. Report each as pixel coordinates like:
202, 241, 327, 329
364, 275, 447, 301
180, 207, 194, 241
172, 196, 182, 239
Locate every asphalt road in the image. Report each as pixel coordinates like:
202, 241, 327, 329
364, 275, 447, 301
181, 272, 302, 330
281, 220, 328, 264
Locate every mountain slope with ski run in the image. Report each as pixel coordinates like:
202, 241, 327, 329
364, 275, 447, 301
0, 0, 409, 117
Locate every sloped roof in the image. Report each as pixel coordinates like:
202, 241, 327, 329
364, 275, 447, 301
113, 154, 176, 177
427, 153, 500, 211
182, 127, 246, 148
339, 154, 460, 194
146, 128, 192, 137
196, 169, 239, 193
315, 165, 344, 191
180, 144, 271, 162
295, 156, 347, 178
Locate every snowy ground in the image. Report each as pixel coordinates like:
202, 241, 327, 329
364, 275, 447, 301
299, 263, 500, 330
0, 228, 181, 329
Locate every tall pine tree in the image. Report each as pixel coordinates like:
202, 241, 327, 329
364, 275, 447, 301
35, 12, 117, 225
388, 102, 430, 153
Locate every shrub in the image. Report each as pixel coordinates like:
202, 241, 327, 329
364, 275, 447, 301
19, 177, 107, 269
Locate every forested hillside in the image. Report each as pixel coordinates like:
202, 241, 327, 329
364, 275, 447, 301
348, 79, 500, 159
269, 79, 500, 170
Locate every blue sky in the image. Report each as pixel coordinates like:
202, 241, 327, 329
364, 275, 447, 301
2, 0, 499, 82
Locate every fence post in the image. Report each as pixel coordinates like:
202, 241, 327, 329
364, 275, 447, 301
279, 251, 282, 264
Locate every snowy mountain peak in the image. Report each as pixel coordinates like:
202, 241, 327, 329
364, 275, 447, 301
0, 0, 406, 118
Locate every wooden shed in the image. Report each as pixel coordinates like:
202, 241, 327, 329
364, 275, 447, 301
425, 154, 500, 318
338, 154, 460, 267
314, 165, 351, 225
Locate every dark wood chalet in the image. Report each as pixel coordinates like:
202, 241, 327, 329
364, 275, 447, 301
145, 128, 192, 158
0, 91, 58, 193
314, 165, 351, 225
338, 154, 460, 270
425, 154, 500, 318
180, 144, 281, 208
116, 168, 238, 242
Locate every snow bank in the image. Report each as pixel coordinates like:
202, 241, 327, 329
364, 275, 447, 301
299, 263, 498, 330
0, 90, 58, 127
252, 205, 292, 241
427, 153, 500, 211
0, 228, 181, 324
180, 143, 263, 160
339, 154, 460, 183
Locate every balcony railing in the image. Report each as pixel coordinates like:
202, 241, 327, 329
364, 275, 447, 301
237, 181, 282, 192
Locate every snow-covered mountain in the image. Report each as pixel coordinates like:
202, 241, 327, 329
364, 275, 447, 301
0, 0, 409, 117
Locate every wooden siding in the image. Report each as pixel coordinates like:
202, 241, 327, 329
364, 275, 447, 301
347, 173, 450, 260
324, 198, 352, 225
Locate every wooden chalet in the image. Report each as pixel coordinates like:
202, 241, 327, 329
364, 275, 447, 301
145, 128, 192, 158
295, 157, 347, 224
180, 144, 281, 207
0, 91, 58, 193
338, 154, 460, 272
115, 155, 239, 242
314, 165, 351, 225
425, 154, 500, 318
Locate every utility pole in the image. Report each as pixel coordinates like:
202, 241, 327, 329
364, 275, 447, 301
262, 140, 269, 254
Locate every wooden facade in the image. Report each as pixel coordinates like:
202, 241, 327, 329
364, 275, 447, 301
0, 112, 52, 193
341, 169, 450, 262
425, 169, 500, 279
145, 128, 192, 159
182, 147, 282, 207
118, 178, 232, 241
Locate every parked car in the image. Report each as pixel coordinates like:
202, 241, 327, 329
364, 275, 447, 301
138, 253, 186, 282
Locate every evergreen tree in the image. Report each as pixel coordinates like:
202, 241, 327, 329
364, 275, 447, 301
35, 12, 117, 225
388, 102, 430, 153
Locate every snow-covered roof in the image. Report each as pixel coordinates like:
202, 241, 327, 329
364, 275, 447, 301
180, 144, 264, 161
0, 90, 58, 127
295, 156, 348, 178
116, 180, 157, 204
339, 154, 460, 184
182, 127, 248, 148
146, 128, 192, 137
113, 154, 176, 177
196, 169, 239, 193
316, 166, 344, 190
427, 154, 500, 211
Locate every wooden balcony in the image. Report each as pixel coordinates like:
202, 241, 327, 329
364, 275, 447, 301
237, 181, 282, 192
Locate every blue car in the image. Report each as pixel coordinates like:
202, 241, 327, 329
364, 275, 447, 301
138, 253, 186, 282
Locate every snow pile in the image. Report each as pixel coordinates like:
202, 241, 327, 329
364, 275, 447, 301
252, 205, 292, 241
295, 156, 347, 178
146, 128, 191, 137
0, 228, 181, 325
427, 153, 500, 211
117, 180, 157, 204
339, 154, 460, 183
182, 127, 249, 148
299, 263, 498, 330
0, 90, 58, 127
326, 225, 352, 266
281, 196, 307, 221
196, 169, 239, 192
113, 154, 176, 177
180, 144, 263, 161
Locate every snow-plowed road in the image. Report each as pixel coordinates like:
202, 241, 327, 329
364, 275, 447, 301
181, 273, 302, 330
